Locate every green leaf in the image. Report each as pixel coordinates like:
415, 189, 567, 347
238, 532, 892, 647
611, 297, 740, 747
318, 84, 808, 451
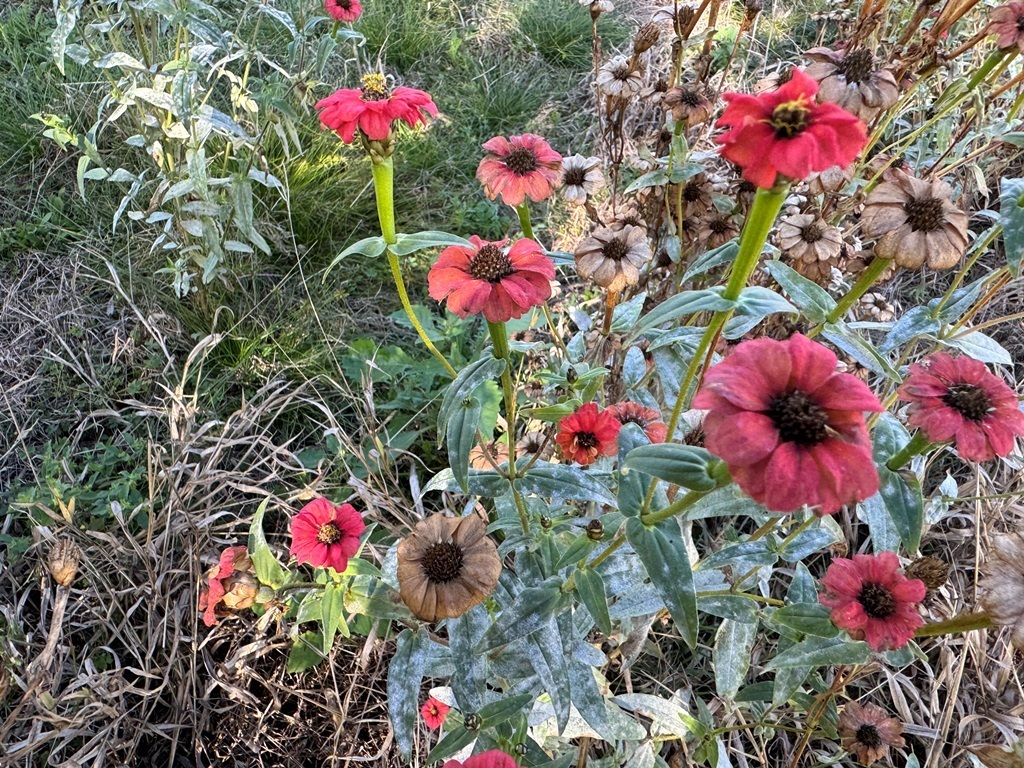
286, 631, 325, 673
611, 292, 647, 333
344, 576, 415, 620
421, 467, 510, 498
626, 517, 698, 647
323, 236, 387, 278
624, 170, 669, 193
321, 581, 349, 651
517, 463, 617, 506
870, 414, 923, 553
633, 288, 734, 335
553, 534, 596, 571
426, 726, 476, 763
446, 391, 483, 493
766, 635, 871, 670
765, 261, 836, 323
724, 286, 797, 339
478, 694, 536, 728
682, 240, 739, 282
575, 568, 612, 635
714, 619, 757, 698
772, 603, 839, 637
624, 444, 721, 491
943, 330, 1014, 365
449, 606, 489, 711
387, 629, 429, 758
391, 230, 473, 256
519, 399, 582, 422
248, 498, 287, 589
822, 321, 900, 380
438, 356, 507, 441
479, 582, 564, 651
998, 176, 1024, 276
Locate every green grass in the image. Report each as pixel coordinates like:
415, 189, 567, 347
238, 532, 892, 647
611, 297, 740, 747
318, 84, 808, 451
518, 0, 629, 70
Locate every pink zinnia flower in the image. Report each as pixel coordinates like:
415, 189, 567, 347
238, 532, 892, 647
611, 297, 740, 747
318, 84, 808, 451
324, 0, 361, 22
428, 236, 554, 323
290, 498, 366, 572
476, 134, 563, 206
609, 402, 668, 443
556, 403, 622, 466
420, 697, 451, 730
443, 750, 518, 768
989, 2, 1024, 52
897, 352, 1024, 462
693, 334, 883, 515
315, 73, 437, 144
715, 68, 867, 189
198, 546, 258, 627
819, 552, 926, 651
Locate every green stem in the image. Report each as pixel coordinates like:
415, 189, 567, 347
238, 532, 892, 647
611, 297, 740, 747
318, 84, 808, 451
967, 49, 1009, 92
811, 256, 893, 335
516, 203, 536, 241
886, 431, 933, 472
487, 320, 530, 531
587, 533, 626, 570
914, 611, 993, 638
642, 488, 711, 525
371, 157, 457, 378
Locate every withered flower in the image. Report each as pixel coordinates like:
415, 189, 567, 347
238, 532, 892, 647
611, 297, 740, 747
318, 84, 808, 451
652, 3, 697, 33
580, 0, 615, 17
561, 154, 605, 206
610, 204, 648, 232
905, 555, 950, 592
575, 224, 653, 291
988, 2, 1024, 53
663, 86, 713, 127
778, 214, 843, 268
807, 164, 854, 196
397, 513, 502, 622
980, 532, 1024, 650
517, 431, 554, 461
858, 292, 896, 323
48, 538, 82, 587
804, 48, 900, 121
597, 56, 645, 100
469, 440, 510, 470
633, 22, 661, 54
676, 173, 715, 218
696, 213, 739, 249
860, 174, 969, 269
754, 63, 795, 94
838, 702, 906, 764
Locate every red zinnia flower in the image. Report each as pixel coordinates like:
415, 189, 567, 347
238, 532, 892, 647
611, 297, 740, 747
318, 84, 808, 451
420, 697, 451, 730
715, 68, 867, 189
443, 750, 518, 768
610, 402, 668, 443
556, 402, 621, 466
428, 236, 555, 323
819, 552, 926, 651
476, 134, 563, 206
693, 334, 882, 514
324, 0, 361, 22
897, 352, 1024, 462
198, 546, 258, 627
290, 498, 366, 572
315, 74, 437, 144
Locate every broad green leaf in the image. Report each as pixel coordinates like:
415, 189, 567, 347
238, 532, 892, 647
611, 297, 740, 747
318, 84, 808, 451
479, 581, 565, 651
772, 603, 838, 637
421, 467, 510, 498
682, 240, 739, 282
321, 581, 349, 652
943, 330, 1014, 365
391, 230, 473, 256
633, 288, 734, 335
324, 236, 387, 278
248, 498, 288, 589
520, 399, 581, 422
387, 629, 429, 757
624, 444, 721, 491
517, 464, 617, 506
446, 392, 483, 493
553, 534, 595, 571
286, 631, 325, 673
624, 169, 669, 193
343, 576, 415, 620
448, 606, 489, 711
714, 619, 757, 698
626, 517, 698, 647
438, 356, 507, 440
766, 635, 871, 670
617, 423, 651, 518
478, 693, 536, 728
998, 176, 1024, 276
611, 292, 647, 332
426, 725, 476, 763
724, 286, 797, 339
870, 414, 923, 553
822, 321, 900, 380
880, 305, 941, 353
575, 568, 612, 635
765, 260, 835, 323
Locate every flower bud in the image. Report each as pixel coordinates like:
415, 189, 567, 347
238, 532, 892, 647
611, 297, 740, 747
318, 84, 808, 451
514, 744, 528, 756
540, 516, 553, 530
48, 538, 81, 587
566, 367, 579, 385
905, 556, 950, 592
464, 713, 481, 731
633, 23, 661, 55
586, 519, 605, 541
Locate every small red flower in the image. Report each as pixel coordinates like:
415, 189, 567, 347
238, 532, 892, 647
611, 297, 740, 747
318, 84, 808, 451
556, 402, 622, 466
610, 402, 668, 443
819, 552, 926, 651
290, 498, 366, 572
316, 74, 437, 144
428, 236, 554, 323
989, 2, 1024, 52
715, 68, 867, 189
198, 546, 258, 627
476, 134, 563, 206
693, 334, 883, 515
443, 750, 518, 768
324, 0, 361, 22
897, 352, 1024, 462
420, 697, 451, 730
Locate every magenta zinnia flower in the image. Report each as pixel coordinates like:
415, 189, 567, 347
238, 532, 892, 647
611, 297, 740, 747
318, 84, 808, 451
476, 134, 563, 206
443, 750, 518, 768
693, 334, 883, 514
290, 498, 366, 572
428, 236, 554, 323
819, 552, 926, 651
897, 352, 1024, 461
315, 74, 437, 144
715, 68, 867, 189
324, 0, 361, 22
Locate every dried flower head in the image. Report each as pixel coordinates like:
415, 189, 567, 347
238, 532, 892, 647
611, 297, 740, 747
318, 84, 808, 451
696, 212, 740, 249
610, 402, 668, 443
804, 48, 900, 121
199, 545, 258, 627
609, 205, 648, 232
858, 292, 896, 323
754, 64, 796, 94
675, 173, 715, 218
560, 155, 605, 206
663, 86, 713, 127
778, 214, 843, 284
807, 164, 854, 195
838, 701, 906, 764
633, 22, 661, 54
598, 56, 645, 101
860, 175, 969, 270
904, 555, 950, 591
517, 431, 554, 461
579, 0, 615, 18
397, 513, 502, 622
469, 440, 510, 470
980, 532, 1024, 649
477, 134, 563, 207
989, 2, 1024, 52
48, 538, 81, 587
575, 224, 653, 292
652, 3, 697, 34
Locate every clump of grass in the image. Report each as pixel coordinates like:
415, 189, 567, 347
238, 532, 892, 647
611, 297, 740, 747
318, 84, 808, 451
517, 0, 629, 70
356, 0, 461, 72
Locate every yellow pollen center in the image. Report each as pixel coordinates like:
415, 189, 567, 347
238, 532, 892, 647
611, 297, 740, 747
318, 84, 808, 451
361, 73, 389, 101
768, 97, 811, 139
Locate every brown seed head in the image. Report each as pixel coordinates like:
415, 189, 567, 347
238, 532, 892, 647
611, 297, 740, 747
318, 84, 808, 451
633, 23, 661, 54
905, 556, 950, 591
48, 538, 81, 587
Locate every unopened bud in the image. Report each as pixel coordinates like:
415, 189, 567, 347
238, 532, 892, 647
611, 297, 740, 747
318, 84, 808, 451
566, 367, 579, 385
48, 538, 81, 587
586, 519, 605, 541
464, 713, 481, 731
514, 743, 528, 756
633, 23, 661, 54
540, 516, 553, 530
905, 556, 949, 591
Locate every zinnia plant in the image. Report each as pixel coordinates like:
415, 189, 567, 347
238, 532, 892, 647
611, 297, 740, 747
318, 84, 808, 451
289, 498, 366, 573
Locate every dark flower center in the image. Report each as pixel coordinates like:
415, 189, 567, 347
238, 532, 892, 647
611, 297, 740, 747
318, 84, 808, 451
1017, 14, 1024, 31
836, 49, 875, 85
618, 413, 648, 427
903, 197, 945, 232
360, 73, 390, 102
336, 0, 351, 8
678, 88, 704, 107
564, 166, 588, 186
709, 217, 731, 234
942, 383, 992, 422
619, 215, 644, 228
505, 146, 538, 175
858, 582, 896, 619
769, 391, 828, 445
469, 244, 515, 283
770, 100, 810, 139
613, 64, 634, 82
422, 541, 464, 583
603, 236, 629, 262
683, 180, 705, 202
777, 65, 795, 85
801, 223, 824, 242
855, 724, 883, 749
574, 432, 599, 450
738, 180, 757, 195
317, 522, 343, 545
